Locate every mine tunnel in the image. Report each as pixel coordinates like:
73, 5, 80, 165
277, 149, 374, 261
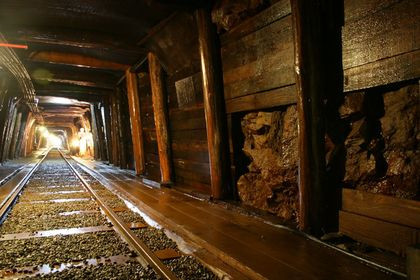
0, 0, 419, 279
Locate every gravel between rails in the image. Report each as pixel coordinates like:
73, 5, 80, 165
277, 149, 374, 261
115, 211, 146, 224
0, 212, 108, 234
0, 153, 219, 279
18, 191, 91, 202
133, 228, 178, 252
165, 256, 218, 280
7, 201, 99, 218
0, 231, 131, 269
23, 261, 158, 280
24, 186, 85, 193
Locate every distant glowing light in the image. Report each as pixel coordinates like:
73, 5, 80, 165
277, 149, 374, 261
46, 97, 74, 105
71, 138, 80, 148
47, 134, 62, 148
42, 130, 49, 138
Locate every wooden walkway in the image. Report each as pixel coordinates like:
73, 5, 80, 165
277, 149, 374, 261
74, 158, 401, 280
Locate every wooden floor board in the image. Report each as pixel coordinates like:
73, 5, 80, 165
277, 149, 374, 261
75, 158, 401, 280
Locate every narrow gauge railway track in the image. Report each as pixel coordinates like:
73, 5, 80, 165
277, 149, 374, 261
0, 149, 216, 280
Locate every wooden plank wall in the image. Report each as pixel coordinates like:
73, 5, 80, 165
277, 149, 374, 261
220, 0, 296, 114
167, 72, 211, 194
339, 0, 420, 254
137, 72, 161, 182
146, 12, 211, 194
218, 0, 297, 187
343, 0, 420, 92
340, 189, 420, 255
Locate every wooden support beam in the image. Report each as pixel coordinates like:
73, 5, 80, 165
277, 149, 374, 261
3, 106, 18, 162
22, 114, 36, 157
93, 104, 107, 161
28, 62, 120, 86
110, 95, 120, 166
407, 245, 420, 280
0, 77, 11, 161
196, 8, 230, 199
292, 0, 325, 234
15, 110, 28, 158
9, 111, 22, 159
13, 28, 145, 53
126, 70, 145, 175
115, 88, 127, 169
90, 104, 100, 160
291, 0, 343, 234
29, 51, 129, 71
148, 52, 173, 185
35, 91, 104, 103
35, 83, 112, 96
103, 102, 112, 163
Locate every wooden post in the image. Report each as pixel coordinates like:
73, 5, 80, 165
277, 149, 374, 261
0, 99, 13, 162
196, 8, 230, 199
407, 245, 420, 280
126, 69, 145, 175
0, 76, 11, 159
148, 52, 172, 185
94, 104, 106, 161
90, 104, 100, 159
115, 88, 127, 169
15, 110, 28, 158
103, 101, 112, 162
110, 95, 120, 166
3, 105, 18, 162
9, 111, 22, 159
291, 0, 342, 234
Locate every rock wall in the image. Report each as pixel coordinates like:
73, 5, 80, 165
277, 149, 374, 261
237, 105, 299, 221
341, 83, 419, 200
212, 0, 272, 32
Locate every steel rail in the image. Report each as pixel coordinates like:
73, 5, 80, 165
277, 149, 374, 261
57, 149, 178, 280
0, 148, 51, 220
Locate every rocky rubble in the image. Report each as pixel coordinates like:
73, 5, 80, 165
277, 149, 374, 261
237, 105, 299, 221
341, 84, 419, 199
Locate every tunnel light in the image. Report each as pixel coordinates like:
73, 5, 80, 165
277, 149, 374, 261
71, 138, 80, 148
42, 130, 49, 138
47, 134, 62, 148
47, 97, 74, 105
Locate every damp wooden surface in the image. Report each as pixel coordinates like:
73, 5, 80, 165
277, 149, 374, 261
343, 0, 420, 91
75, 158, 401, 280
0, 159, 37, 205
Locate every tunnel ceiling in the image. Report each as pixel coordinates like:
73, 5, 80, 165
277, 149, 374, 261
0, 0, 201, 124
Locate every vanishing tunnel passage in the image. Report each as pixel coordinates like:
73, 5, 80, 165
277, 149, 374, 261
0, 0, 418, 279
